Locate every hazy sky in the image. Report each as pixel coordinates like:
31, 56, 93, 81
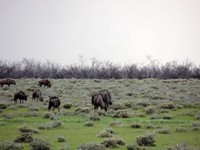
0, 0, 200, 65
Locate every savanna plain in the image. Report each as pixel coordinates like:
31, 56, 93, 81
0, 78, 200, 150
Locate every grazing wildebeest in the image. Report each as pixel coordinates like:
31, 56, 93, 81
91, 89, 112, 111
48, 96, 60, 112
14, 91, 27, 104
38, 79, 51, 88
92, 94, 107, 111
32, 89, 43, 102
0, 79, 16, 87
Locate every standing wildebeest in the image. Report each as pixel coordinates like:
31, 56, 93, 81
91, 89, 112, 111
48, 96, 60, 112
32, 89, 43, 102
0, 79, 16, 87
14, 91, 27, 104
38, 79, 51, 88
92, 94, 107, 111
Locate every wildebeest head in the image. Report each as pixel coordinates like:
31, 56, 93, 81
10, 79, 16, 85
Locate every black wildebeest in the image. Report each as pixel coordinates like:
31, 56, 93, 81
91, 89, 112, 111
48, 96, 60, 112
0, 79, 16, 87
92, 94, 107, 111
38, 79, 51, 88
32, 89, 43, 102
14, 91, 27, 104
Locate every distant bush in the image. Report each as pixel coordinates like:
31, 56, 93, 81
77, 142, 107, 150
136, 133, 156, 146
163, 114, 173, 120
111, 103, 126, 110
127, 144, 145, 150
1, 58, 199, 79
30, 138, 50, 150
130, 123, 143, 129
42, 112, 55, 120
57, 136, 66, 142
160, 103, 176, 109
175, 127, 187, 132
156, 128, 170, 134
84, 121, 94, 127
110, 121, 122, 127
167, 143, 196, 150
101, 138, 125, 148
0, 103, 7, 109
0, 141, 23, 150
113, 110, 130, 118
195, 113, 200, 120
18, 124, 39, 134
89, 113, 100, 121
98, 128, 114, 138
63, 103, 72, 109
15, 132, 33, 143
145, 106, 156, 115
75, 107, 90, 114
136, 101, 150, 107
49, 120, 62, 128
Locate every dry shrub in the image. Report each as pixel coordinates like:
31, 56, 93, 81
145, 106, 156, 115
111, 103, 126, 110
175, 127, 187, 133
30, 138, 50, 150
136, 101, 150, 107
63, 103, 72, 109
24, 112, 40, 117
110, 121, 122, 127
77, 142, 106, 150
75, 107, 90, 114
101, 138, 125, 148
42, 112, 55, 120
163, 114, 173, 120
136, 133, 156, 146
50, 120, 62, 128
0, 103, 7, 109
15, 132, 33, 143
113, 110, 130, 118
156, 128, 170, 134
84, 121, 94, 127
18, 124, 39, 134
57, 136, 66, 142
160, 102, 176, 109
0, 141, 23, 150
130, 123, 142, 129
167, 143, 196, 150
89, 113, 100, 121
98, 128, 114, 138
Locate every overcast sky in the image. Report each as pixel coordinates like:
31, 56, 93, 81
0, 0, 200, 65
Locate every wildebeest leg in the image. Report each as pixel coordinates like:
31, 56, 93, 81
58, 107, 60, 112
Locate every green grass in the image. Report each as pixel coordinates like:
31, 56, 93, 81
0, 79, 200, 149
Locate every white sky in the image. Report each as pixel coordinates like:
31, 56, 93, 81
0, 0, 200, 65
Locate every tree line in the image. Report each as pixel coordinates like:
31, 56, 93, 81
0, 58, 200, 79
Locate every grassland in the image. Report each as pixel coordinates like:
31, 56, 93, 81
0, 78, 200, 150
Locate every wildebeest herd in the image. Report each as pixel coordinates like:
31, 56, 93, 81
0, 78, 113, 112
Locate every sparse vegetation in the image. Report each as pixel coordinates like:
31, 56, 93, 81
0, 78, 200, 150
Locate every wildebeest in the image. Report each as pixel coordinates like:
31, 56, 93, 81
32, 89, 43, 102
48, 96, 60, 112
92, 94, 107, 111
14, 91, 27, 104
91, 89, 112, 111
38, 79, 51, 88
0, 79, 16, 87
